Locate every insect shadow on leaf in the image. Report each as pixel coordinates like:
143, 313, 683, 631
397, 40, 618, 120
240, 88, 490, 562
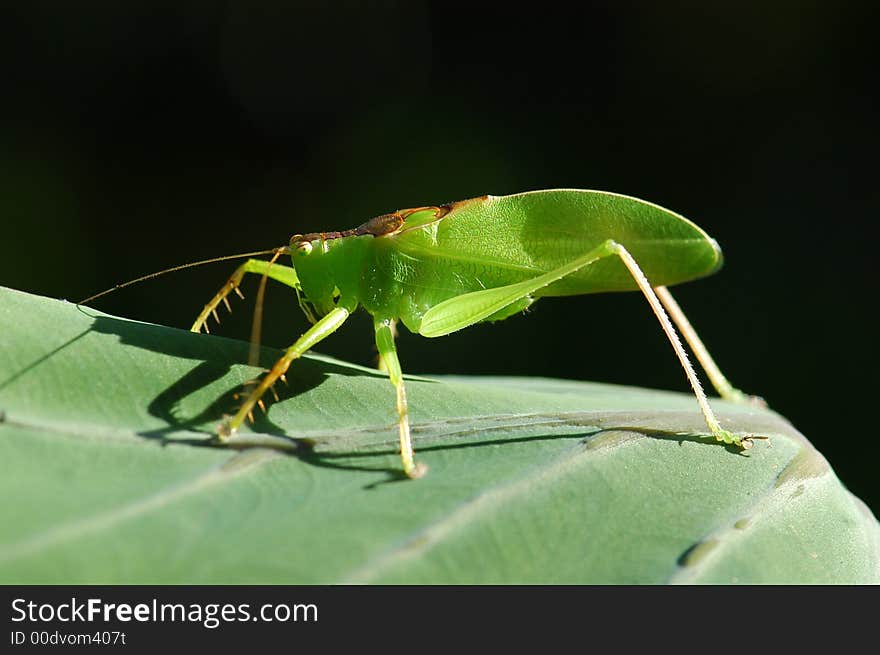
85, 315, 375, 453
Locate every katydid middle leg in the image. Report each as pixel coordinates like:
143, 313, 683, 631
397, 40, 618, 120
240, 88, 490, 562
375, 318, 426, 479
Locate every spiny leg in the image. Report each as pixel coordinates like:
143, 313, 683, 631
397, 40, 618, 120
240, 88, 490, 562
654, 286, 765, 406
218, 307, 350, 439
191, 257, 298, 334
247, 248, 285, 367
607, 242, 766, 449
375, 318, 426, 479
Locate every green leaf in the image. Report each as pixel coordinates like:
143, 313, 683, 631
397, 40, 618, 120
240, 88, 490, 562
1, 286, 878, 583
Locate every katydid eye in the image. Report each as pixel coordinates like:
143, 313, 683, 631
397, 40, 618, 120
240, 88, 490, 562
295, 241, 313, 255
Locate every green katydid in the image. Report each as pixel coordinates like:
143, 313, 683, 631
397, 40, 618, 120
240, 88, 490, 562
190, 189, 765, 478
83, 189, 765, 479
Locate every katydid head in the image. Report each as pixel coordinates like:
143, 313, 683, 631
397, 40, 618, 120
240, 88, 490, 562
289, 232, 370, 318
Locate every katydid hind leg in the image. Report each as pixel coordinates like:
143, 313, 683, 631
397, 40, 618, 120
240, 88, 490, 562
421, 239, 766, 450
607, 243, 768, 449
419, 242, 614, 337
375, 319, 426, 479
654, 286, 766, 407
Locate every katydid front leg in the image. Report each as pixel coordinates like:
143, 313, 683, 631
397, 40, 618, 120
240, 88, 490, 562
191, 258, 299, 334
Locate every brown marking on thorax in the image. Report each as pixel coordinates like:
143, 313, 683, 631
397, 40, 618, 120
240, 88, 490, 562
293, 212, 404, 245
293, 205, 453, 245
356, 212, 407, 236
441, 195, 489, 213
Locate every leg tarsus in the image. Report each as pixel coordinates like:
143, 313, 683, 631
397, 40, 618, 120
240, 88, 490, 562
712, 428, 771, 450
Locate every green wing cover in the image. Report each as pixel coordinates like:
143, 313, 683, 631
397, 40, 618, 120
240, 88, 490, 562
360, 190, 722, 333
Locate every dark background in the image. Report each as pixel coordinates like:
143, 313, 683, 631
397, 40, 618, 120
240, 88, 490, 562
2, 2, 877, 512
